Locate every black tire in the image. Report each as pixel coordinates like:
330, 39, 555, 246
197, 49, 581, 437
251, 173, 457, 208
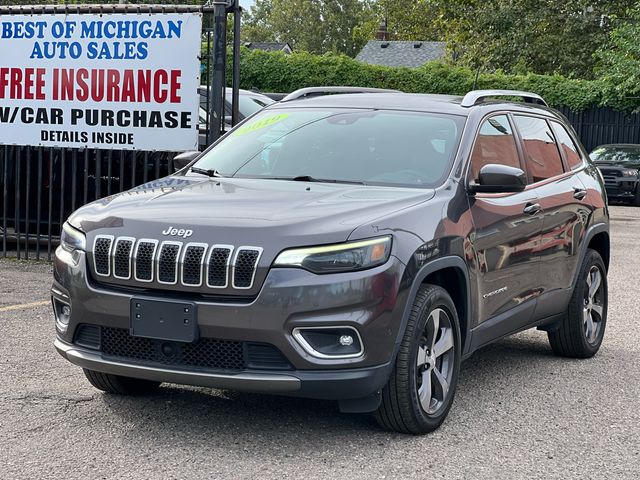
548, 249, 607, 358
375, 284, 461, 434
83, 369, 161, 395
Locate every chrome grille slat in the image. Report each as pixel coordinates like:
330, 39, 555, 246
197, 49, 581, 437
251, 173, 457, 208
133, 240, 158, 282
113, 237, 134, 279
233, 247, 263, 289
181, 243, 207, 287
157, 242, 182, 285
207, 245, 233, 288
92, 236, 261, 291
93, 235, 114, 277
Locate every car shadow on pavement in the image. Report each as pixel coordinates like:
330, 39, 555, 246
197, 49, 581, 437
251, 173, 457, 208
95, 331, 582, 448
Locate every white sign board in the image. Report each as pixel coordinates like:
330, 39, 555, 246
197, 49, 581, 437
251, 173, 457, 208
0, 13, 201, 151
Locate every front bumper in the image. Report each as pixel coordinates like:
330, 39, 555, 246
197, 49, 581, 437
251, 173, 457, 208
53, 247, 408, 401
55, 338, 392, 401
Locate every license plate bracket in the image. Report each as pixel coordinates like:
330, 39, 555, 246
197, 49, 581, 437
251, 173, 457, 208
130, 298, 198, 343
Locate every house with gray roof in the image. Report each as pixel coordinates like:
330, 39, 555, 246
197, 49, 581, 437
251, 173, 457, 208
245, 42, 293, 54
356, 40, 446, 68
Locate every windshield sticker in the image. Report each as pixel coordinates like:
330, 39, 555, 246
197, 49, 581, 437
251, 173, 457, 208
233, 113, 290, 136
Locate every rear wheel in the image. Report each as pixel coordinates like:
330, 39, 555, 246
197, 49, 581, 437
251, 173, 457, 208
375, 284, 461, 434
83, 369, 161, 395
548, 249, 607, 358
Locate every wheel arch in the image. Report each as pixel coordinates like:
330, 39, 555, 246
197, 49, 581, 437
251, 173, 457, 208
570, 223, 610, 290
393, 256, 472, 362
587, 230, 610, 272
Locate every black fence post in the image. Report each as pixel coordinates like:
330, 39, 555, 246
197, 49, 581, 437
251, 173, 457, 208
208, 1, 229, 144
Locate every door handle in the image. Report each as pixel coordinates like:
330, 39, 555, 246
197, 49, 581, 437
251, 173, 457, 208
573, 188, 587, 200
523, 203, 541, 215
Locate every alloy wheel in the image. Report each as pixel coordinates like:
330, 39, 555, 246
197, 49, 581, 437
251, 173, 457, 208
584, 265, 605, 344
416, 308, 456, 415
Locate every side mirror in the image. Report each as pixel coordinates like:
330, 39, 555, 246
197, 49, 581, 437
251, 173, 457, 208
470, 164, 527, 193
172, 151, 200, 172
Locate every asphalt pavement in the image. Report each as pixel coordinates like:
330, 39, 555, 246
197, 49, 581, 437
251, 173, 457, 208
1, 205, 639, 479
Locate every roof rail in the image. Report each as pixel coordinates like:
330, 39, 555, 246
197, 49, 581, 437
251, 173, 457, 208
281, 86, 400, 103
461, 90, 548, 108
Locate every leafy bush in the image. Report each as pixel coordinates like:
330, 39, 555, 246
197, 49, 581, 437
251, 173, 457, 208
231, 48, 636, 111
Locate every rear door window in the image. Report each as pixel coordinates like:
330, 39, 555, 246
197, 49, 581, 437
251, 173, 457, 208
551, 121, 583, 170
469, 115, 521, 182
513, 115, 564, 183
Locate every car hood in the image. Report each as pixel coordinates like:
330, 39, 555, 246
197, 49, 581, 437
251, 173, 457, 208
70, 175, 435, 247
595, 162, 640, 169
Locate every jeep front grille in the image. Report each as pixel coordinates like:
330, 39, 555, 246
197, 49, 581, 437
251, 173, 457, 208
91, 235, 262, 291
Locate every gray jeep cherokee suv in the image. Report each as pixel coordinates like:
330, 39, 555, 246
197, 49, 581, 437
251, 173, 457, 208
53, 88, 610, 434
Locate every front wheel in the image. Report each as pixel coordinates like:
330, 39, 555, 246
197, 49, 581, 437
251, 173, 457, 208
375, 284, 461, 434
548, 249, 607, 358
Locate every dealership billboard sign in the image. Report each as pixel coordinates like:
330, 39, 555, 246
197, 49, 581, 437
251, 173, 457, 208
0, 13, 201, 151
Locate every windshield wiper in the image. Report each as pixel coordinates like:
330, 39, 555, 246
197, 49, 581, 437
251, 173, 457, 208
290, 175, 366, 185
191, 167, 224, 178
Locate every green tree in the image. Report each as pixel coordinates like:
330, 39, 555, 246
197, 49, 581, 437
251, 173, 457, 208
440, 0, 634, 79
243, 0, 372, 56
596, 2, 640, 102
356, 0, 633, 79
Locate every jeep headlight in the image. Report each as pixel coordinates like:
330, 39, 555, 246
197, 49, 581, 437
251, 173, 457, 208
60, 222, 86, 252
274, 236, 392, 274
621, 169, 638, 177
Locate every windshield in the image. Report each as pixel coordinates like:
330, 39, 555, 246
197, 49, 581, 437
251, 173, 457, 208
590, 146, 640, 167
192, 108, 465, 188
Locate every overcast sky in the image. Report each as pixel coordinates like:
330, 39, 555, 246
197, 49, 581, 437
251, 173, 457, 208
239, 0, 255, 9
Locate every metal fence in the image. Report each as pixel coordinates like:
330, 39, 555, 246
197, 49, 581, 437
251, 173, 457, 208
0, 146, 175, 260
0, 3, 244, 260
558, 106, 640, 152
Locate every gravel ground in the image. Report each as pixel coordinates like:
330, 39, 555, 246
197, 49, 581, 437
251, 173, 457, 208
1, 205, 639, 480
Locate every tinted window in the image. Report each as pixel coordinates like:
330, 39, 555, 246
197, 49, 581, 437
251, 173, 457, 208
552, 122, 582, 169
469, 115, 520, 182
193, 109, 465, 188
514, 116, 564, 182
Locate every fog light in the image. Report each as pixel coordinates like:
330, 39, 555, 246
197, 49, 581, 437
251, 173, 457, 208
293, 327, 363, 359
339, 335, 354, 346
52, 298, 72, 332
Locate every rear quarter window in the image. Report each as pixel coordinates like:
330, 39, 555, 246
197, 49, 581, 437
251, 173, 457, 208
551, 121, 583, 170
513, 115, 564, 183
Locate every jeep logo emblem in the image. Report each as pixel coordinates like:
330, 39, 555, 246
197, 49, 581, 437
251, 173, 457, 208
162, 226, 193, 238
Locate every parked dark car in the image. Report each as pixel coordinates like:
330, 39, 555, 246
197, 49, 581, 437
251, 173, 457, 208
197, 87, 275, 148
53, 88, 610, 434
590, 144, 640, 205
